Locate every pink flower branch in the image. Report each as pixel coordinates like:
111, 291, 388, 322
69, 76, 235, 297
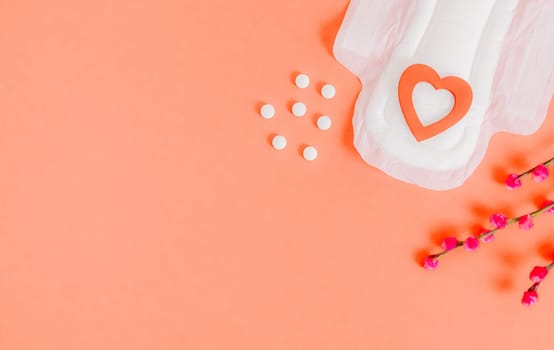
505, 157, 554, 189
424, 202, 554, 270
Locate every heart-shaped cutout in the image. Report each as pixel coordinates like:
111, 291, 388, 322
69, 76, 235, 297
398, 64, 473, 142
413, 82, 454, 127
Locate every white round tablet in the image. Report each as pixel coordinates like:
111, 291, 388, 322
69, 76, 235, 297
303, 146, 318, 161
317, 116, 332, 130
292, 102, 307, 117
295, 73, 310, 89
321, 84, 336, 99
272, 135, 287, 150
260, 104, 275, 119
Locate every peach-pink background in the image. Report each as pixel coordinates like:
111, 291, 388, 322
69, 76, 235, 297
0, 1, 553, 349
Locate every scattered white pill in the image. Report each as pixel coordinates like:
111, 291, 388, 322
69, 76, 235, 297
321, 84, 336, 99
295, 73, 310, 89
292, 102, 307, 117
317, 116, 332, 130
303, 146, 318, 161
260, 104, 275, 119
272, 135, 287, 150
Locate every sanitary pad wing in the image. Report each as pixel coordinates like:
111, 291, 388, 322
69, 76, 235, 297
334, 0, 554, 190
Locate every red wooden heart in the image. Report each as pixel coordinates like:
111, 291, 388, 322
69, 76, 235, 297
398, 64, 473, 142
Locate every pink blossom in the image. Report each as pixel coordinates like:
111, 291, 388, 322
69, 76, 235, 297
542, 200, 554, 214
490, 213, 508, 229
518, 214, 534, 230
464, 237, 479, 252
521, 290, 539, 306
532, 164, 549, 183
505, 174, 522, 189
441, 237, 459, 251
530, 266, 549, 283
423, 256, 439, 271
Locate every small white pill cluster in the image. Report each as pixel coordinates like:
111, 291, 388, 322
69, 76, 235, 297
259, 72, 336, 161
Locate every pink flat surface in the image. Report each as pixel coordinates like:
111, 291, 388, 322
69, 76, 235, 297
0, 1, 553, 349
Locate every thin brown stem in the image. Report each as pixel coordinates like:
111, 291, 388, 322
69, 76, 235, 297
527, 282, 540, 292
516, 157, 554, 179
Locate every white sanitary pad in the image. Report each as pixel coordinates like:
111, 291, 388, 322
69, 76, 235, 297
334, 0, 554, 190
